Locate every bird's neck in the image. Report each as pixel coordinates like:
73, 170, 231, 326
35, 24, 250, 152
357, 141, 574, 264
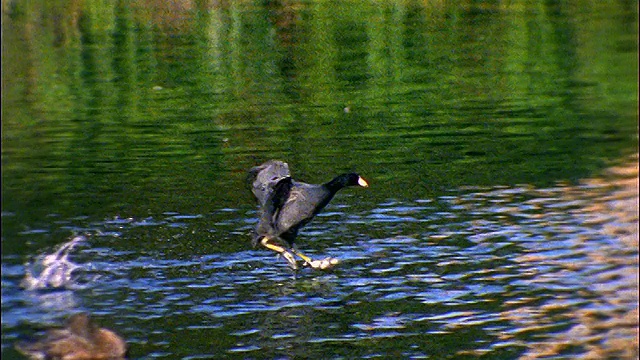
324, 177, 347, 193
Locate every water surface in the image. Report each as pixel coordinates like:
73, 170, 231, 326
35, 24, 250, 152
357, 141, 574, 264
2, 1, 637, 359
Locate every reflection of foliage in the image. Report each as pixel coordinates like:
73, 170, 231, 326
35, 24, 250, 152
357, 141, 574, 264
2, 0, 638, 218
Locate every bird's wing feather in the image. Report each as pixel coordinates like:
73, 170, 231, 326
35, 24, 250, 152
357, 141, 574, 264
252, 176, 293, 246
276, 183, 331, 234
248, 160, 290, 207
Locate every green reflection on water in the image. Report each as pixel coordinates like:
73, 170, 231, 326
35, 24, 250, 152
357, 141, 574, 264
2, 0, 637, 220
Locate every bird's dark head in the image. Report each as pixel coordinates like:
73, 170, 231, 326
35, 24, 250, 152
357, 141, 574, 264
327, 173, 369, 191
350, 173, 369, 188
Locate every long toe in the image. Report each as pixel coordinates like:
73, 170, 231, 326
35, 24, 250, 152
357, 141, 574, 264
282, 252, 298, 270
309, 257, 339, 270
288, 260, 298, 270
320, 257, 339, 270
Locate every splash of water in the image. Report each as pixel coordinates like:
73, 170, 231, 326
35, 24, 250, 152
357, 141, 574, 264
20, 235, 86, 290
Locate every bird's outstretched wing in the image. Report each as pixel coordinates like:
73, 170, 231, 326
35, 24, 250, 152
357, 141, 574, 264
252, 176, 293, 247
248, 160, 291, 207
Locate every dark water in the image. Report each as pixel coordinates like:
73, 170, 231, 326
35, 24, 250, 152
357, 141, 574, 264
2, 1, 638, 359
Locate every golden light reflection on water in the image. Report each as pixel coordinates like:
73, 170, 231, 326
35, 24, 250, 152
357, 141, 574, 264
505, 154, 638, 360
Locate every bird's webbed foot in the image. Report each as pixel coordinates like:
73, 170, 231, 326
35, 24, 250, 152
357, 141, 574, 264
290, 248, 339, 270
304, 257, 339, 270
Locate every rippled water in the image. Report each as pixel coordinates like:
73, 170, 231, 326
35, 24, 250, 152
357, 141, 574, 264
3, 155, 637, 359
2, 1, 638, 358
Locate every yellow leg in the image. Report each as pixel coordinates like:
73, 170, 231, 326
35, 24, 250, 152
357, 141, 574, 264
260, 237, 297, 269
290, 248, 313, 265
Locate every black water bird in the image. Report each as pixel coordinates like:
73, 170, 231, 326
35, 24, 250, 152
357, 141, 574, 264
249, 160, 368, 269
